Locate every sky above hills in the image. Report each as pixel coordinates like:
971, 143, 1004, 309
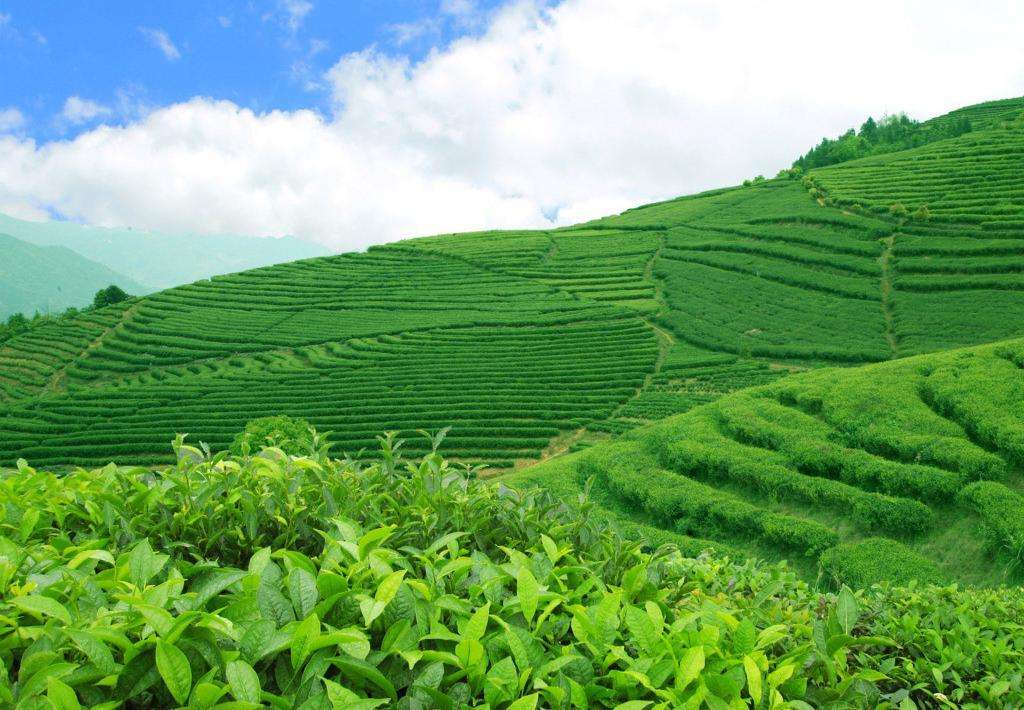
1, 0, 1023, 251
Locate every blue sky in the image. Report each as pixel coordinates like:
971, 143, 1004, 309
0, 0, 503, 141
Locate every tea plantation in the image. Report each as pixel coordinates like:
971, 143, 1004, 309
3, 97, 1024, 470
514, 336, 1024, 588
3, 96, 1024, 707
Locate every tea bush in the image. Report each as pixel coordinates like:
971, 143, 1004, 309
519, 337, 1024, 588
958, 481, 1024, 565
819, 538, 945, 589
230, 416, 326, 458
3, 431, 1024, 708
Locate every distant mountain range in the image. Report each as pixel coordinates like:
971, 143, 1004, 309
0, 233, 150, 318
0, 213, 330, 318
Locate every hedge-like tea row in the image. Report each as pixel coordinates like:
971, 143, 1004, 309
661, 435, 933, 536
921, 353, 1024, 465
819, 538, 946, 589
957, 481, 1024, 563
0, 317, 658, 467
580, 441, 839, 555
715, 395, 964, 502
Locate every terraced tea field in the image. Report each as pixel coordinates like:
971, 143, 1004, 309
514, 336, 1024, 587
1, 96, 1023, 469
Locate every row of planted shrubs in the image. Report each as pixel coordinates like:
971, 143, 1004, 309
3, 419, 1024, 707
580, 441, 839, 556
654, 425, 935, 536
958, 480, 1024, 564
714, 395, 965, 503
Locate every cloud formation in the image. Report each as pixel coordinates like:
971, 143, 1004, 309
139, 27, 181, 60
280, 0, 314, 33
2, 0, 1024, 251
0, 107, 24, 133
60, 96, 112, 126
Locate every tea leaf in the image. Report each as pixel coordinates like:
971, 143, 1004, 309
464, 602, 490, 642
288, 568, 319, 619
508, 693, 539, 710
836, 586, 859, 636
226, 659, 262, 704
331, 655, 398, 701
517, 567, 540, 625
291, 612, 321, 669
679, 646, 705, 688
11, 594, 71, 625
155, 640, 192, 705
743, 654, 762, 706
376, 570, 406, 604
46, 676, 81, 710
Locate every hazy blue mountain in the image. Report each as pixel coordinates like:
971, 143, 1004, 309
0, 233, 150, 318
0, 213, 331, 291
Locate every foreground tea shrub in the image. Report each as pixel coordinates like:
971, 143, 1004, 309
2, 430, 1023, 708
229, 415, 326, 458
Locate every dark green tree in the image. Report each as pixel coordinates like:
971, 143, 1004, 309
93, 284, 130, 308
859, 116, 878, 142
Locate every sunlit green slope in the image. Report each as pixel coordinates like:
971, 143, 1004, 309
513, 336, 1024, 587
0, 96, 1022, 468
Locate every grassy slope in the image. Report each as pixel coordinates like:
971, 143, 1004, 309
0, 96, 1022, 474
511, 336, 1024, 587
0, 233, 149, 318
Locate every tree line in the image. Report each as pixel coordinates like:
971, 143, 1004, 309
792, 112, 973, 171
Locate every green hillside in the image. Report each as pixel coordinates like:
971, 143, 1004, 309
515, 336, 1024, 587
0, 212, 329, 291
0, 233, 148, 319
0, 96, 1022, 469
792, 95, 1024, 170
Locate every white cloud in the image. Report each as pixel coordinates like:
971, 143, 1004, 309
441, 0, 483, 28
218, 16, 232, 29
0, 12, 10, 26
0, 107, 25, 133
389, 19, 438, 46
442, 0, 478, 15
139, 27, 181, 60
60, 96, 112, 125
2, 0, 1024, 252
280, 0, 314, 32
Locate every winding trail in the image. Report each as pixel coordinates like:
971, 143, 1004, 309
879, 234, 899, 358
46, 302, 141, 394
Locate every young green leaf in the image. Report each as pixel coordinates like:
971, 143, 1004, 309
517, 567, 540, 626
464, 602, 490, 642
375, 569, 406, 604
225, 659, 262, 704
155, 640, 192, 706
290, 612, 321, 669
679, 646, 705, 689
46, 676, 81, 710
288, 567, 319, 619
743, 655, 762, 707
836, 586, 859, 636
11, 595, 71, 625
508, 693, 539, 710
